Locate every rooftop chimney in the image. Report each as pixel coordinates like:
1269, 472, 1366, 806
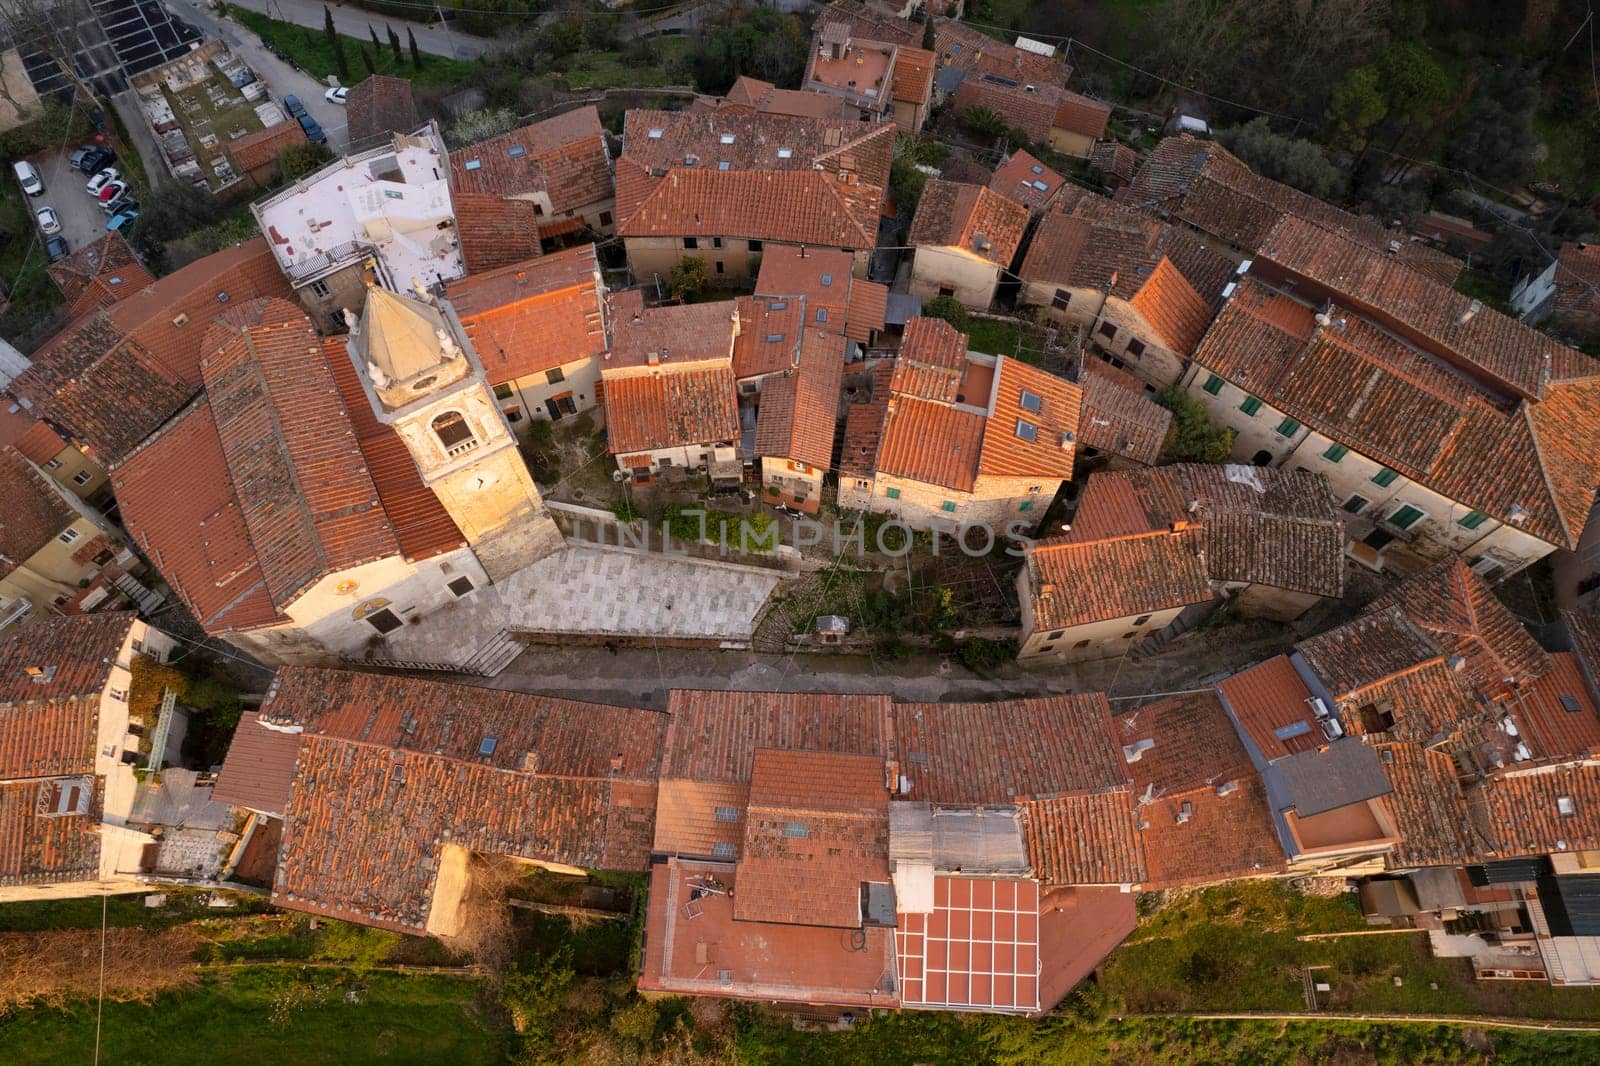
1456, 299, 1483, 326
647, 350, 661, 366
1123, 738, 1156, 763
1215, 780, 1238, 797
1175, 801, 1194, 824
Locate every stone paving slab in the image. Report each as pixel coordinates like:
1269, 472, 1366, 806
377, 546, 782, 666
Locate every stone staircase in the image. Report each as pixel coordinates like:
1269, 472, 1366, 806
343, 629, 523, 678
113, 571, 164, 614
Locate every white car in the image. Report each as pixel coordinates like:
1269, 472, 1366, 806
85, 167, 120, 196
36, 206, 61, 235
325, 86, 348, 104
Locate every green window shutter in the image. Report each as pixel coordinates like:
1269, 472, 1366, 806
885, 487, 901, 500
1458, 510, 1489, 530
1276, 417, 1301, 436
1390, 504, 1425, 530
941, 501, 957, 513
1323, 443, 1348, 462
1202, 374, 1224, 396
1019, 500, 1034, 512
1239, 396, 1263, 416
1372, 467, 1399, 487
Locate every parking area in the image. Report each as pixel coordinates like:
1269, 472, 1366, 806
23, 146, 129, 258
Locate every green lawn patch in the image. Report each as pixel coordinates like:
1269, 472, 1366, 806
0, 969, 501, 1066
964, 317, 1022, 356
558, 40, 692, 90
230, 9, 478, 89
0, 888, 274, 933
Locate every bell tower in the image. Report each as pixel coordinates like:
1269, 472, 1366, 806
345, 280, 562, 581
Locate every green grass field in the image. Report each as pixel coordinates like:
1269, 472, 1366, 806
0, 970, 502, 1066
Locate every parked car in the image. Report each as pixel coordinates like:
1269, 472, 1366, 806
68, 146, 96, 170
45, 235, 69, 261
102, 193, 137, 217
36, 206, 61, 235
13, 160, 43, 196
82, 147, 115, 173
282, 94, 306, 118
324, 86, 348, 104
106, 209, 139, 235
96, 179, 129, 204
297, 112, 327, 144
85, 167, 120, 196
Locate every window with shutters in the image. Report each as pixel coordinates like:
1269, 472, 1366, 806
1239, 396, 1262, 416
1372, 467, 1399, 487
1202, 374, 1224, 395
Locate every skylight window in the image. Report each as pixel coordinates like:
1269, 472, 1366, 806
1561, 694, 1582, 712
765, 333, 784, 343
719, 133, 736, 144
718, 161, 730, 171
1273, 721, 1313, 741
507, 145, 526, 158
1014, 420, 1038, 442
711, 842, 736, 858
770, 301, 788, 310
478, 736, 498, 757
820, 273, 833, 286
1558, 795, 1578, 817
783, 822, 809, 838
714, 806, 739, 823
648, 128, 663, 138
1032, 180, 1049, 191
777, 147, 793, 159
816, 308, 827, 322
464, 158, 482, 170
1019, 389, 1042, 413
1030, 164, 1043, 175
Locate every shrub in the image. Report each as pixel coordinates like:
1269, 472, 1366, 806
1155, 386, 1236, 463
669, 256, 710, 301
274, 140, 333, 184
310, 920, 400, 973
501, 947, 575, 1037
877, 636, 916, 661
611, 499, 639, 523
958, 636, 1016, 671
921, 295, 970, 334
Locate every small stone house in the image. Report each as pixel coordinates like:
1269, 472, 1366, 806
907, 180, 1028, 310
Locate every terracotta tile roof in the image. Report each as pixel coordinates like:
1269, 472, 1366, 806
989, 150, 1064, 211
978, 357, 1080, 481
0, 776, 103, 887
718, 76, 847, 120
609, 296, 738, 371
1125, 691, 1286, 887
602, 366, 740, 454
449, 245, 606, 383
734, 748, 889, 927
891, 45, 935, 106
211, 711, 303, 817
1552, 242, 1600, 318
1377, 742, 1479, 869
1127, 256, 1213, 355
909, 180, 1028, 265
732, 296, 806, 379
652, 778, 748, 856
1564, 606, 1600, 698
753, 330, 844, 469
894, 695, 1126, 804
12, 238, 291, 463
1078, 360, 1170, 464
1088, 140, 1136, 184
199, 298, 398, 609
891, 316, 968, 401
1027, 528, 1212, 629
1022, 792, 1144, 885
838, 362, 892, 479
1506, 653, 1600, 762
1052, 90, 1112, 139
46, 232, 152, 319
1474, 763, 1600, 861
0, 447, 76, 579
659, 689, 894, 782
1215, 655, 1322, 762
1196, 277, 1600, 549
227, 119, 307, 174
1366, 558, 1552, 700
1296, 609, 1443, 703
1129, 136, 1463, 284
0, 613, 134, 759
815, 1, 920, 47
876, 394, 984, 490
322, 338, 464, 561
936, 20, 1070, 85
449, 106, 612, 215
7, 415, 71, 467
344, 75, 418, 147
453, 193, 543, 274
618, 168, 879, 249
1258, 215, 1566, 401
112, 401, 279, 633
267, 667, 667, 931
754, 245, 887, 343
951, 77, 1088, 145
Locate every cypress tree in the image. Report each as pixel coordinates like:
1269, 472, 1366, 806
387, 25, 403, 65
407, 27, 422, 69
325, 6, 349, 80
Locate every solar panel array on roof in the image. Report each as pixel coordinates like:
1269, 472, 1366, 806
1537, 874, 1600, 937
1467, 856, 1552, 886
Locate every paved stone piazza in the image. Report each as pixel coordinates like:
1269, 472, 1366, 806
373, 545, 783, 665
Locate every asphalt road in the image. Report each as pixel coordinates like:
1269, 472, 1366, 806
194, 0, 489, 60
